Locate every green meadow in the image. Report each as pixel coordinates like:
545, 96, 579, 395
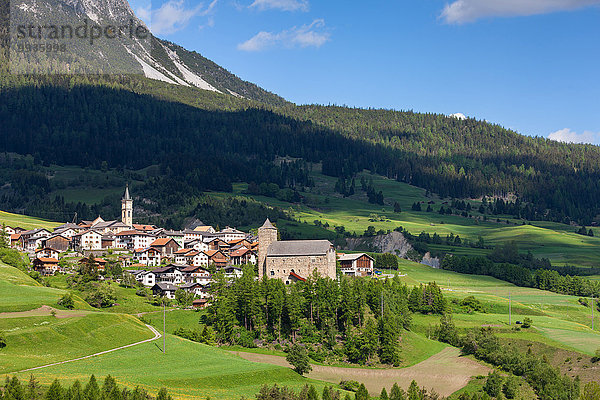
0, 211, 60, 231
395, 259, 600, 356
0, 313, 153, 373
12, 335, 335, 400
0, 262, 90, 312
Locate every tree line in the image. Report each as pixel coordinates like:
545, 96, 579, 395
203, 267, 446, 366
0, 375, 172, 400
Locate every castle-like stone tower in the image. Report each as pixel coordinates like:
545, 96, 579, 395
258, 218, 277, 279
121, 185, 133, 227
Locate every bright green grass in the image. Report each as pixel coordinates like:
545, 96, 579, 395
13, 335, 335, 400
0, 211, 60, 230
100, 284, 162, 314
398, 330, 448, 367
144, 309, 204, 334
395, 259, 600, 354
535, 327, 600, 355
0, 313, 153, 373
0, 264, 90, 312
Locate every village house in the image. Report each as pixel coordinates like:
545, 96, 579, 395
184, 238, 209, 252
133, 247, 162, 266
35, 247, 60, 260
10, 233, 21, 249
338, 253, 375, 277
116, 230, 155, 250
219, 227, 247, 242
152, 282, 177, 299
158, 230, 185, 248
32, 257, 60, 275
41, 234, 70, 252
182, 229, 206, 242
205, 249, 228, 268
193, 225, 216, 233
192, 298, 209, 309
180, 282, 208, 298
230, 248, 257, 265
258, 219, 336, 284
150, 237, 180, 256
182, 265, 211, 285
20, 228, 52, 251
53, 223, 82, 238
101, 235, 116, 249
92, 220, 131, 235
153, 264, 185, 285
129, 270, 156, 287
72, 230, 103, 250
228, 238, 254, 250
133, 224, 157, 232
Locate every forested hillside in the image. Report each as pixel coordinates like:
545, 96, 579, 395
1, 27, 600, 227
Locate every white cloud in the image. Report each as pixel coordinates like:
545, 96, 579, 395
547, 128, 599, 144
238, 19, 329, 51
440, 0, 600, 24
249, 0, 309, 12
142, 0, 218, 35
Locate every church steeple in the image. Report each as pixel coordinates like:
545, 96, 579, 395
121, 184, 133, 227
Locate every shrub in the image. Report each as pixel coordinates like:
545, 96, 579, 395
286, 343, 312, 375
522, 317, 532, 329
58, 293, 75, 309
484, 371, 503, 397
503, 376, 519, 399
0, 331, 6, 349
339, 381, 360, 392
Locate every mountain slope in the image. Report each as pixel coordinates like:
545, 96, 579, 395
6, 0, 285, 105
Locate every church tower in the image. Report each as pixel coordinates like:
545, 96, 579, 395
121, 185, 133, 227
258, 218, 277, 279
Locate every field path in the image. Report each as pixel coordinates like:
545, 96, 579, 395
234, 347, 490, 396
16, 324, 161, 373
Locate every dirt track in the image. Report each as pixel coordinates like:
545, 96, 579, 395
234, 347, 490, 396
0, 305, 89, 319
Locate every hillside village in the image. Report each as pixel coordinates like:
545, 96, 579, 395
4, 186, 375, 304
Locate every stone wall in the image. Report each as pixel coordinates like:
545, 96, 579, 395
266, 250, 336, 282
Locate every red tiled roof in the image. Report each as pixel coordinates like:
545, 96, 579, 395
151, 238, 172, 247
230, 248, 254, 257
175, 248, 193, 254
290, 271, 306, 282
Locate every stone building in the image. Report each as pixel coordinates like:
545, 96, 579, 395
258, 219, 336, 283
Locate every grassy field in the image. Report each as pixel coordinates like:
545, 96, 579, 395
0, 211, 60, 230
12, 335, 335, 400
216, 170, 600, 268
0, 312, 153, 373
394, 259, 600, 356
0, 263, 90, 312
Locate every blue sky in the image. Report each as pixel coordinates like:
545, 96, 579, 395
132, 0, 600, 144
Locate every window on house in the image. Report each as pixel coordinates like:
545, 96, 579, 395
270, 271, 275, 276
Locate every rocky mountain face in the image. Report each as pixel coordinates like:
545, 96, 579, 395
7, 0, 285, 105
343, 231, 413, 258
